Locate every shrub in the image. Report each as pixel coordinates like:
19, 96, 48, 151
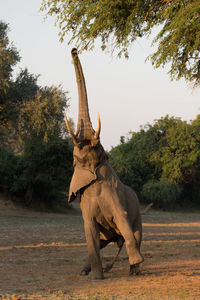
141, 180, 183, 209
0, 138, 73, 209
0, 146, 21, 192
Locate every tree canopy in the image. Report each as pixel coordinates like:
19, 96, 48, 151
41, 0, 200, 86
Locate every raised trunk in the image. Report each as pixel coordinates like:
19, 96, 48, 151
71, 48, 94, 140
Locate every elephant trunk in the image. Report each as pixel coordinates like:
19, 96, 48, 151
71, 48, 95, 140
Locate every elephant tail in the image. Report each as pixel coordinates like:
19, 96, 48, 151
141, 202, 153, 215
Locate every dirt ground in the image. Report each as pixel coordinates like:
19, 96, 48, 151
0, 197, 200, 300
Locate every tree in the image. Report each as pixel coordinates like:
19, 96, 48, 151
3, 80, 73, 206
18, 85, 69, 143
1, 69, 39, 152
145, 115, 200, 206
149, 116, 200, 185
0, 21, 20, 128
41, 0, 200, 86
109, 129, 157, 191
109, 115, 200, 207
0, 20, 73, 208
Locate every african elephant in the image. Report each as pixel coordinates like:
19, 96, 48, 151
65, 48, 144, 279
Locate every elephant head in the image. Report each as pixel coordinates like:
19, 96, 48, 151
65, 48, 108, 202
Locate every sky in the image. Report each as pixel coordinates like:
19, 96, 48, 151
1, 0, 200, 150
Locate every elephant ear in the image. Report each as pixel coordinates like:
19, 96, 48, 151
68, 165, 97, 203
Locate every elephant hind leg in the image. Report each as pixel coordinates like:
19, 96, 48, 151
129, 218, 143, 276
103, 241, 124, 273
114, 215, 143, 266
132, 214, 143, 248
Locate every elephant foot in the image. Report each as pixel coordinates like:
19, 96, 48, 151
129, 264, 141, 276
90, 271, 104, 280
80, 267, 91, 276
103, 263, 113, 273
81, 266, 104, 279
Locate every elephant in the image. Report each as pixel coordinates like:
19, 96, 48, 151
65, 48, 144, 279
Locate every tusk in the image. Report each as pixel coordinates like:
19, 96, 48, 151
64, 113, 77, 144
94, 112, 101, 139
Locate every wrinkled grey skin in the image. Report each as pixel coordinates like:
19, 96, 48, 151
65, 49, 144, 279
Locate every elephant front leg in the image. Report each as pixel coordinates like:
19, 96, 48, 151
84, 220, 104, 280
80, 239, 111, 276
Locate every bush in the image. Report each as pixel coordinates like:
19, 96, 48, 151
141, 180, 183, 209
0, 138, 73, 209
21, 137, 73, 203
0, 146, 21, 192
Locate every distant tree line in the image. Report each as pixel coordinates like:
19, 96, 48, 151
109, 115, 200, 209
0, 21, 73, 209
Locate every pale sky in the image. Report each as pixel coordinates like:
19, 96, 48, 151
1, 0, 200, 150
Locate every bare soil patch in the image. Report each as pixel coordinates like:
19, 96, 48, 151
0, 198, 200, 299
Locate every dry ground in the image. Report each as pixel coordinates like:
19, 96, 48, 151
0, 197, 200, 300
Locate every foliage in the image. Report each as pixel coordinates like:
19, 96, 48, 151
1, 68, 39, 152
0, 21, 20, 94
149, 1, 200, 86
0, 139, 73, 207
150, 116, 200, 184
109, 115, 200, 209
141, 180, 183, 209
41, 0, 200, 85
14, 83, 73, 205
0, 21, 20, 128
0, 146, 22, 193
0, 20, 73, 208
109, 129, 156, 191
21, 137, 73, 206
18, 85, 68, 143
